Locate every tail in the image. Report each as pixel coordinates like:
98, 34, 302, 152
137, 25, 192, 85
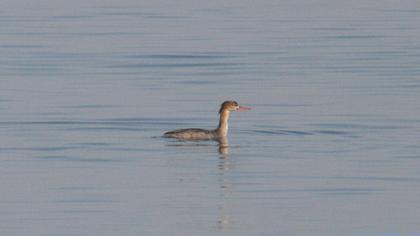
163, 131, 175, 137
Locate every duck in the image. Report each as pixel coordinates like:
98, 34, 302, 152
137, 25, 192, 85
163, 101, 251, 140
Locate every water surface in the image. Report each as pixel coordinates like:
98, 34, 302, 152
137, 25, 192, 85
1, 0, 420, 235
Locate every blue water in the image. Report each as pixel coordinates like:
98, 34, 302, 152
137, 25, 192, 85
1, 0, 420, 235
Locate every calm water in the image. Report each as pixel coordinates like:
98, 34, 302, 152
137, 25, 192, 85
1, 0, 420, 235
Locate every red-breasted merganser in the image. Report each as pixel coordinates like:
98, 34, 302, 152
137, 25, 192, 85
163, 101, 251, 140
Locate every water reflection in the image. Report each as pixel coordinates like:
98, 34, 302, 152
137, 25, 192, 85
164, 135, 234, 231
217, 146, 234, 231
217, 136, 229, 155
164, 136, 230, 155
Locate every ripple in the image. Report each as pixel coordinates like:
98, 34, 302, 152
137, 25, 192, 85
238, 188, 383, 196
35, 155, 130, 163
54, 199, 115, 203
126, 53, 233, 59
312, 130, 355, 136
311, 123, 407, 130
107, 62, 242, 68
249, 129, 313, 136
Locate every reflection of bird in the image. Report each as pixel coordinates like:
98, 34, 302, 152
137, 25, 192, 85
164, 101, 251, 140
218, 136, 229, 155
217, 153, 234, 231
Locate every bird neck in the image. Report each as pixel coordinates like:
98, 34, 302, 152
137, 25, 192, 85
216, 110, 230, 137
